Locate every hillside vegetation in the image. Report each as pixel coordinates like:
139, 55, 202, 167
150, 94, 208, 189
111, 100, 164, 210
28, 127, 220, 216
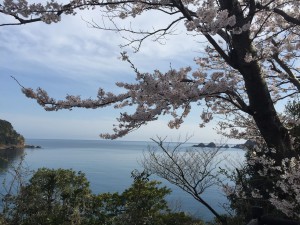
0, 119, 24, 150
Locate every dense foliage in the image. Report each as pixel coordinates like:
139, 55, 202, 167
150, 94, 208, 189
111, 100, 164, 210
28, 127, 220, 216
0, 168, 204, 225
1, 168, 93, 225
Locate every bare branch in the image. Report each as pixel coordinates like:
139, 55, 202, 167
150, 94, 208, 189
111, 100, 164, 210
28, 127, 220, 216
142, 137, 227, 224
87, 15, 184, 52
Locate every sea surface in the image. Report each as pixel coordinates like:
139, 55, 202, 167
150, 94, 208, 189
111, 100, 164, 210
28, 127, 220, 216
0, 139, 245, 221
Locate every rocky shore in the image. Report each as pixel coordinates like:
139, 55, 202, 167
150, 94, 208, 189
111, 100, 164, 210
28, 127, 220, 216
25, 145, 42, 149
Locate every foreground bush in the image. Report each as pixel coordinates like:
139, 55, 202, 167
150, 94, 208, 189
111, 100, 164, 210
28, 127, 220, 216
1, 168, 94, 225
0, 168, 204, 225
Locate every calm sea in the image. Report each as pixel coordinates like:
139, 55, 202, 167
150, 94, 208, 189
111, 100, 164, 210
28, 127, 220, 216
0, 139, 245, 221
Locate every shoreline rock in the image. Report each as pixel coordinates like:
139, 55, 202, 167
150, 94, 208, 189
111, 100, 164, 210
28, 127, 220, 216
25, 145, 42, 149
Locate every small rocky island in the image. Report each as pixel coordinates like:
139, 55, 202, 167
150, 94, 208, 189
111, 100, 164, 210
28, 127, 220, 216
193, 140, 257, 149
192, 142, 218, 148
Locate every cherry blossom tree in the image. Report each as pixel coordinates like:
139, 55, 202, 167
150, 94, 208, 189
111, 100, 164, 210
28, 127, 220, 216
2, 0, 300, 221
1, 0, 300, 156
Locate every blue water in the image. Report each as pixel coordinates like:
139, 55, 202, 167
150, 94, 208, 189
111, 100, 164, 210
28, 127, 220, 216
0, 139, 245, 221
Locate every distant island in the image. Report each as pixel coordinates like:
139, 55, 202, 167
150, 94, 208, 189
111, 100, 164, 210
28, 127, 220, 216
192, 140, 256, 149
0, 119, 41, 150
192, 142, 217, 148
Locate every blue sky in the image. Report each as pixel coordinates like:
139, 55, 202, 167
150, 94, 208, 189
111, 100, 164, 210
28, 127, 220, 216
0, 10, 231, 143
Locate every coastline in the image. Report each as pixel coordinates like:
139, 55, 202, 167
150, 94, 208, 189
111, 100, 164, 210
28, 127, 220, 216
0, 145, 24, 150
0, 144, 41, 151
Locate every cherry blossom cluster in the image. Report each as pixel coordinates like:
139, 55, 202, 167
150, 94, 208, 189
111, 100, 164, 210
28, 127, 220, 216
22, 52, 246, 139
249, 151, 300, 219
185, 2, 236, 34
268, 157, 300, 218
217, 113, 264, 143
23, 45, 252, 140
1, 0, 174, 24
2, 0, 65, 24
223, 146, 300, 219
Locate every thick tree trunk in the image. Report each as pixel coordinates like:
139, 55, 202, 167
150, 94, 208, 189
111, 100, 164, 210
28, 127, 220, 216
232, 33, 293, 157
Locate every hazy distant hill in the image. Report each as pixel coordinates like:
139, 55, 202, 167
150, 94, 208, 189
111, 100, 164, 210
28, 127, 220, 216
0, 119, 25, 150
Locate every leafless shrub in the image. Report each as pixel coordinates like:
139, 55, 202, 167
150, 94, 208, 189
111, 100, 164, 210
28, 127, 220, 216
142, 137, 227, 224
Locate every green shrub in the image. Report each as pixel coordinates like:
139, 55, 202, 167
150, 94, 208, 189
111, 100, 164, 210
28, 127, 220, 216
2, 168, 94, 225
1, 168, 206, 225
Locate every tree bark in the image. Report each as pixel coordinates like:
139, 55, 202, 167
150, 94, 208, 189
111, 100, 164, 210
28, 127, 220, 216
231, 32, 293, 157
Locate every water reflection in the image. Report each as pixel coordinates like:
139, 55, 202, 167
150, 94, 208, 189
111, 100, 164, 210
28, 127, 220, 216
0, 148, 25, 173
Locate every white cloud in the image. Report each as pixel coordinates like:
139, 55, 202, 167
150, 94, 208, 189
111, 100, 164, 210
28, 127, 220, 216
0, 8, 204, 86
